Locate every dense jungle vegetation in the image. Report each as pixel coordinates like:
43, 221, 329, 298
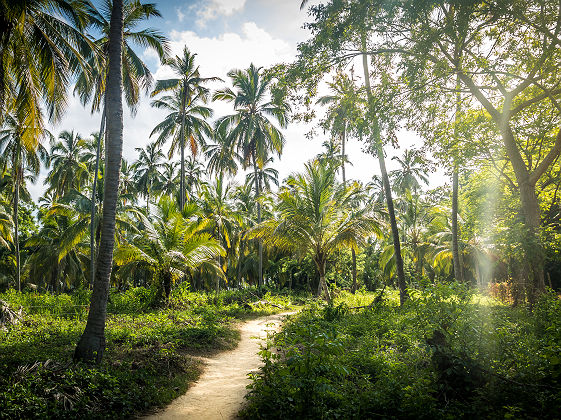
1, 0, 561, 418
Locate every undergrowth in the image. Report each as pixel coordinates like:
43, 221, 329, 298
0, 285, 298, 419
242, 284, 561, 419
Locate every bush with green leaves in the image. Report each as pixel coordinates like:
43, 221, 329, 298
242, 285, 561, 419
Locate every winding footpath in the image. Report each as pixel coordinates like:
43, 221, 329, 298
145, 311, 294, 420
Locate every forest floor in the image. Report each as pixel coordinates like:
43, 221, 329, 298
144, 311, 295, 420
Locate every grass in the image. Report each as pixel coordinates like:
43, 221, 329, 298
242, 283, 561, 419
0, 285, 299, 419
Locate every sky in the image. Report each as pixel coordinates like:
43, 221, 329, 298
38, 0, 442, 201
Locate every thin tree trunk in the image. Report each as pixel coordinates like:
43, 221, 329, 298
451, 166, 464, 282
12, 158, 20, 292
451, 74, 464, 283
361, 40, 407, 305
75, 0, 123, 364
90, 108, 106, 287
179, 88, 186, 209
316, 259, 331, 303
217, 223, 221, 294
252, 151, 263, 288
341, 123, 359, 294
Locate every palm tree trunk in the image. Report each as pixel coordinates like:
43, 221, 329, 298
361, 38, 407, 305
75, 0, 123, 363
341, 123, 359, 294
179, 89, 186, 210
217, 223, 221, 294
90, 107, 106, 287
252, 151, 263, 288
452, 74, 464, 283
451, 166, 464, 282
315, 258, 331, 303
12, 157, 20, 292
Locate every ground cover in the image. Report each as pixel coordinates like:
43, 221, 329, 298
0, 286, 298, 419
242, 284, 561, 419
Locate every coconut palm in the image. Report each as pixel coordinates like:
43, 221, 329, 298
73, 0, 167, 287
245, 157, 279, 192
0, 114, 49, 291
133, 142, 165, 214
214, 64, 290, 287
155, 162, 179, 199
46, 130, 89, 198
205, 122, 240, 178
0, 0, 94, 144
114, 196, 224, 299
198, 175, 242, 293
150, 47, 220, 209
250, 161, 383, 302
75, 0, 124, 364
390, 149, 429, 195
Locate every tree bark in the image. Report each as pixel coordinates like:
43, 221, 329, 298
12, 156, 20, 292
361, 42, 407, 305
179, 86, 186, 210
252, 151, 263, 288
451, 166, 464, 282
90, 108, 105, 287
315, 258, 331, 303
75, 0, 123, 364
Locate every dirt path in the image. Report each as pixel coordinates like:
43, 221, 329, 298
145, 312, 293, 420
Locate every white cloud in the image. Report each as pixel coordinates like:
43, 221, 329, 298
196, 0, 246, 27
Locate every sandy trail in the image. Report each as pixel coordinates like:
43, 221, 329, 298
145, 312, 293, 420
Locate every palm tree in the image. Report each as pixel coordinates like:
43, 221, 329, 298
155, 162, 179, 198
0, 114, 49, 291
0, 0, 94, 144
214, 64, 290, 288
75, 0, 124, 364
46, 130, 89, 198
205, 122, 240, 178
198, 175, 242, 293
245, 157, 279, 192
150, 47, 220, 209
133, 142, 165, 214
250, 161, 382, 302
73, 0, 167, 287
390, 149, 429, 195
316, 71, 360, 292
114, 196, 224, 299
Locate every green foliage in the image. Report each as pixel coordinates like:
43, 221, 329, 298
242, 285, 561, 419
0, 287, 295, 419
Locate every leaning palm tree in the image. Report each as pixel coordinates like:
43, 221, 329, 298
75, 0, 124, 364
0, 114, 49, 291
214, 64, 290, 288
150, 47, 220, 209
133, 142, 165, 214
114, 196, 224, 299
46, 130, 89, 198
73, 0, 167, 287
250, 161, 383, 302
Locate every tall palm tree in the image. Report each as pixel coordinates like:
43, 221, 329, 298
205, 122, 240, 178
0, 0, 94, 144
251, 162, 382, 302
73, 0, 167, 286
214, 64, 290, 287
0, 114, 49, 291
198, 175, 242, 293
46, 130, 88, 198
150, 47, 220, 209
316, 71, 361, 292
245, 157, 279, 192
155, 161, 179, 198
133, 142, 165, 214
75, 0, 124, 364
390, 149, 429, 195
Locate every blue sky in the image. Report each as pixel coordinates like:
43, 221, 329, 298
37, 0, 435, 200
